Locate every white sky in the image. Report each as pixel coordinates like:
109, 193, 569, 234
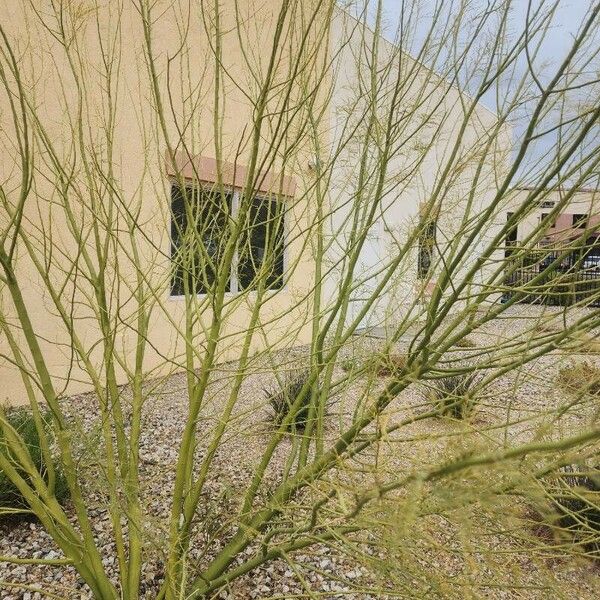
380, 0, 593, 106
379, 0, 598, 179
382, 0, 591, 56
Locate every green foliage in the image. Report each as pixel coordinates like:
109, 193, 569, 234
0, 409, 69, 513
557, 361, 600, 396
266, 371, 313, 431
427, 374, 480, 419
340, 358, 358, 373
547, 465, 600, 555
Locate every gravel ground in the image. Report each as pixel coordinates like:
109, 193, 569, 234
1, 306, 599, 599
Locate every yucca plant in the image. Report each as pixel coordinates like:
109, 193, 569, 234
427, 373, 480, 419
0, 409, 69, 515
545, 465, 600, 556
266, 371, 314, 431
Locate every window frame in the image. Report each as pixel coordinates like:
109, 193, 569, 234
237, 192, 287, 293
169, 181, 288, 299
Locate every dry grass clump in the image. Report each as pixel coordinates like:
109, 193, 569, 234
375, 353, 408, 376
521, 323, 600, 356
341, 351, 408, 378
529, 326, 600, 355
556, 361, 600, 396
579, 340, 600, 354
569, 334, 600, 355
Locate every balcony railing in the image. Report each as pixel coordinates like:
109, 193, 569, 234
503, 265, 600, 307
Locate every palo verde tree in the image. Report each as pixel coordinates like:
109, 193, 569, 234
0, 0, 599, 598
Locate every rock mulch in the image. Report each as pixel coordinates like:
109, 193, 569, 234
1, 306, 599, 599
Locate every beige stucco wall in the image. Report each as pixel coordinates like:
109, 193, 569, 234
0, 0, 329, 405
0, 2, 518, 405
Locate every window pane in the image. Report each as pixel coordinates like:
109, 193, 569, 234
238, 196, 285, 291
417, 219, 436, 279
573, 214, 588, 229
170, 184, 232, 295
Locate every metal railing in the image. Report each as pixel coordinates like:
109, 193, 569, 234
503, 265, 600, 307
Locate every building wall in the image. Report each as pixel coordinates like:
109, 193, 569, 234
325, 9, 512, 329
0, 0, 330, 404
0, 2, 517, 405
504, 188, 600, 246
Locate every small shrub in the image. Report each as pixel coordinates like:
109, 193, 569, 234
340, 358, 358, 372
266, 371, 313, 431
0, 409, 69, 513
373, 352, 407, 377
546, 465, 600, 555
453, 336, 477, 349
427, 373, 480, 419
557, 361, 600, 396
340, 352, 407, 378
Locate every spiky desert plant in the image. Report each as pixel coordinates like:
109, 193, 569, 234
266, 371, 313, 431
0, 409, 69, 515
340, 358, 357, 373
427, 374, 481, 419
546, 465, 600, 555
340, 351, 406, 377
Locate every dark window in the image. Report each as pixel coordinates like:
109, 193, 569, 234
505, 212, 518, 258
238, 196, 285, 291
541, 212, 556, 228
573, 213, 588, 229
417, 219, 436, 279
170, 184, 285, 296
170, 184, 232, 296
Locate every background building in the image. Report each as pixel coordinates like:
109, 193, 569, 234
502, 187, 600, 306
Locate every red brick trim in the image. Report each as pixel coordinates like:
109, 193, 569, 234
165, 151, 297, 197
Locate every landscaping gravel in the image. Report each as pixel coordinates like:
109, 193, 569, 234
1, 306, 599, 599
